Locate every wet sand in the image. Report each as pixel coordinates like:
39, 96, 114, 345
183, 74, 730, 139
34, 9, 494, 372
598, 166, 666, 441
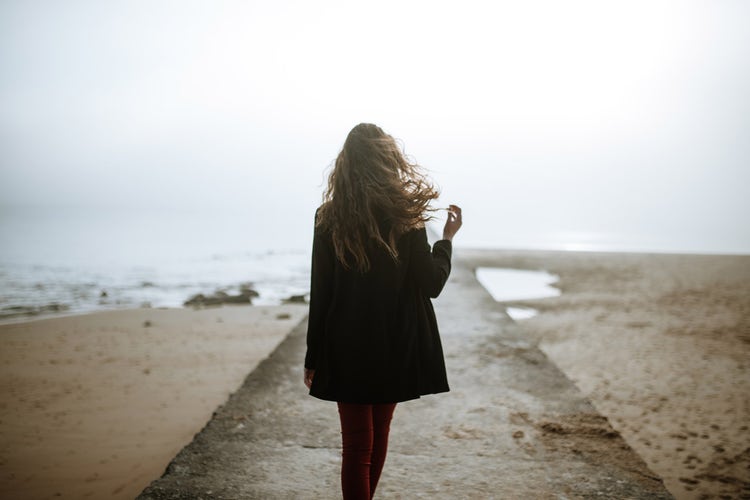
463, 249, 750, 499
0, 304, 307, 500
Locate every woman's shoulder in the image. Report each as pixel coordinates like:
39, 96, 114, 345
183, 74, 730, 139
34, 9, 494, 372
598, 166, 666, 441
403, 222, 427, 237
313, 203, 333, 230
397, 223, 428, 249
314, 202, 330, 220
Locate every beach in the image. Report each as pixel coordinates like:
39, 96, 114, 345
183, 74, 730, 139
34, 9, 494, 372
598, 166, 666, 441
463, 249, 750, 499
1, 250, 748, 499
0, 304, 307, 500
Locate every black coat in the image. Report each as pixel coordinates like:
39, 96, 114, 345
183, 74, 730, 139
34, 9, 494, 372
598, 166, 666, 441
304, 209, 453, 404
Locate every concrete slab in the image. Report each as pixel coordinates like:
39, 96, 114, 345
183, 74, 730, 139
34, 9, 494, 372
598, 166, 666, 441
138, 255, 672, 499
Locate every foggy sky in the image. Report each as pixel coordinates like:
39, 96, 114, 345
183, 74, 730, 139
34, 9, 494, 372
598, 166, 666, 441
1, 0, 749, 253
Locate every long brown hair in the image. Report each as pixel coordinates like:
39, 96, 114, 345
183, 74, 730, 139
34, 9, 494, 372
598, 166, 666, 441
316, 123, 439, 272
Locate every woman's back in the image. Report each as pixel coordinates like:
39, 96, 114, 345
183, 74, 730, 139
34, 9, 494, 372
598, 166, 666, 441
302, 123, 462, 499
306, 216, 453, 404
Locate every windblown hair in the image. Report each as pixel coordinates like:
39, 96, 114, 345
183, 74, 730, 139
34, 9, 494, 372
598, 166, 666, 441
316, 123, 439, 273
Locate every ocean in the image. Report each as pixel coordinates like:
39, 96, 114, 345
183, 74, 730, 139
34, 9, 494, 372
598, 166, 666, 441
2, 203, 747, 323
0, 205, 312, 321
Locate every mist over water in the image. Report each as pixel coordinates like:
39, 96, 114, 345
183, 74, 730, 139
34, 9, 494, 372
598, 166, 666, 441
1, 1, 749, 318
0, 205, 311, 319
0, 192, 746, 321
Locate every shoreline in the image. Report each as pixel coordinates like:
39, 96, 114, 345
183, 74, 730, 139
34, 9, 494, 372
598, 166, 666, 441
0, 305, 182, 327
3, 246, 746, 326
449, 242, 750, 258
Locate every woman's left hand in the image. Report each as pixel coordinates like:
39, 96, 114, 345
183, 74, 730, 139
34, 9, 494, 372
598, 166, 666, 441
304, 368, 315, 389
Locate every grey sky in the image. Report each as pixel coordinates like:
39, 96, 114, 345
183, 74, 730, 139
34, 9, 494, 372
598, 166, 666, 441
1, 0, 749, 253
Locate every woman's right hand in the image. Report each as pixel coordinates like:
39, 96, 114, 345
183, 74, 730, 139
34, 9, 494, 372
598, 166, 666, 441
304, 368, 315, 389
442, 204, 462, 241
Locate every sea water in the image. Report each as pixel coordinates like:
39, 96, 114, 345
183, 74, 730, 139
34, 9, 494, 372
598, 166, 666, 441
0, 203, 734, 323
0, 205, 311, 321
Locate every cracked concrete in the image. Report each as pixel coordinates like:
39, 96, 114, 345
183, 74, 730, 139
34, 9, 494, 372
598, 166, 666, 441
137, 253, 672, 499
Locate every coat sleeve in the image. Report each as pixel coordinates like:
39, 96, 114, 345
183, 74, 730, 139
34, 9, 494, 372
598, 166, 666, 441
304, 209, 335, 370
410, 226, 453, 298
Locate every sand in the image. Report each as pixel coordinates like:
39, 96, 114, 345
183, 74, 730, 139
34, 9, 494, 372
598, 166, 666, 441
462, 249, 750, 499
3, 250, 749, 500
0, 304, 307, 500
138, 259, 673, 499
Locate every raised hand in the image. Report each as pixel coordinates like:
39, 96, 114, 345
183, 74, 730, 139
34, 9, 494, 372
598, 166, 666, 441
442, 204, 462, 241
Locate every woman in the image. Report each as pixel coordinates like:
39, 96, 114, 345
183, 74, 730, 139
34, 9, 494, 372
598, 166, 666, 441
303, 123, 462, 499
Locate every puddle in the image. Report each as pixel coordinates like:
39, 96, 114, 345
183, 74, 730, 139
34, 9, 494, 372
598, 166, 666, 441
475, 267, 560, 320
506, 306, 539, 320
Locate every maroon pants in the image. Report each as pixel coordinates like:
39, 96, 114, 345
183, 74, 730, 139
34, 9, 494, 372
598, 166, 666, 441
337, 402, 397, 500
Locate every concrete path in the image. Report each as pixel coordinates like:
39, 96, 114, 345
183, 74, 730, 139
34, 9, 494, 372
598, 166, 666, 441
138, 255, 672, 499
